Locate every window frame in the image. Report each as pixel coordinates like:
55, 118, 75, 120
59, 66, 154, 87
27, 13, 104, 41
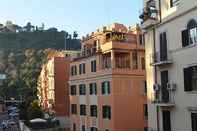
102, 105, 111, 120
91, 60, 97, 72
90, 105, 97, 117
71, 104, 77, 114
80, 105, 86, 116
101, 81, 110, 95
184, 65, 197, 92
89, 83, 97, 95
70, 85, 77, 95
79, 84, 86, 95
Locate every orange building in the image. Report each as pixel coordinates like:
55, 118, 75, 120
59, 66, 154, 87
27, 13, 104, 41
37, 53, 71, 128
69, 23, 147, 131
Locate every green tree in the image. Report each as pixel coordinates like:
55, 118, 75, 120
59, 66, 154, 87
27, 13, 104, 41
27, 100, 44, 120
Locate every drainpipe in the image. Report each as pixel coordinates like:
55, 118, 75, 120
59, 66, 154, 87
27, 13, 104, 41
153, 27, 160, 131
155, 0, 162, 131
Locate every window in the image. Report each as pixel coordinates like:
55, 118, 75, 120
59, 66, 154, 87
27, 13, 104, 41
132, 51, 138, 69
102, 106, 111, 119
170, 0, 180, 7
90, 105, 97, 117
70, 85, 77, 95
142, 81, 147, 94
71, 104, 77, 114
90, 83, 97, 95
91, 127, 98, 131
82, 125, 85, 131
80, 105, 86, 116
105, 129, 110, 131
91, 60, 97, 72
73, 123, 76, 131
144, 104, 148, 120
159, 32, 168, 61
191, 113, 197, 131
141, 57, 145, 70
182, 19, 197, 47
79, 63, 86, 74
184, 65, 197, 92
139, 34, 145, 46
71, 65, 77, 76
162, 110, 171, 131
79, 84, 86, 95
102, 81, 110, 95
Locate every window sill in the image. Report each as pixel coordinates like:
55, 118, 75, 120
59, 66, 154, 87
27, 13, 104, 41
185, 91, 197, 94
183, 42, 197, 49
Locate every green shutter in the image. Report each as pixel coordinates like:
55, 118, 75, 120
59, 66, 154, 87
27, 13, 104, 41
107, 81, 110, 94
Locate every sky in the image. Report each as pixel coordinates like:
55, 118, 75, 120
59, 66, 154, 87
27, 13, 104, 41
0, 0, 142, 37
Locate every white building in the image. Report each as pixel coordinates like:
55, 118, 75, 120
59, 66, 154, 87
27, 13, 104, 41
140, 0, 197, 131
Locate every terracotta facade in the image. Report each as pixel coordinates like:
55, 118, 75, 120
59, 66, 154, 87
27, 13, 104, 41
69, 23, 147, 131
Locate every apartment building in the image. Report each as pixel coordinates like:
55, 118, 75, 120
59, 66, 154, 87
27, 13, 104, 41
69, 23, 147, 131
139, 0, 197, 131
37, 50, 80, 128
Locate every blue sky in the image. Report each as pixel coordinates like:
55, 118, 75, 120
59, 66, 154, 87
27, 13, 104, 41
0, 0, 142, 37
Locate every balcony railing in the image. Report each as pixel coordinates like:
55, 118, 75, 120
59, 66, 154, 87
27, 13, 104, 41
151, 83, 176, 107
150, 51, 173, 66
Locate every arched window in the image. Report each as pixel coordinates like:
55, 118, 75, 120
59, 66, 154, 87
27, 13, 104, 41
182, 19, 197, 47
187, 19, 197, 29
188, 19, 197, 44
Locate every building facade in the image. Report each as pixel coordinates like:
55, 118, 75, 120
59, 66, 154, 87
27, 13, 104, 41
37, 51, 76, 128
69, 23, 147, 131
140, 0, 197, 131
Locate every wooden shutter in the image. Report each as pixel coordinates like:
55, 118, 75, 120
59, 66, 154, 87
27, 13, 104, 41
83, 63, 85, 74
90, 84, 93, 95
79, 64, 82, 74
107, 81, 110, 94
184, 67, 192, 91
102, 82, 105, 94
182, 29, 189, 47
108, 106, 111, 119
160, 32, 168, 61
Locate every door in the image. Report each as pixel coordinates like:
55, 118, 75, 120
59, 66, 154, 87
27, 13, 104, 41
162, 110, 171, 131
161, 71, 169, 102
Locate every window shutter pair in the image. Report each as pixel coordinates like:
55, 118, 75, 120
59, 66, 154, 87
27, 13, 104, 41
184, 67, 192, 91
90, 84, 93, 95
79, 64, 82, 74
159, 32, 167, 61
182, 29, 189, 47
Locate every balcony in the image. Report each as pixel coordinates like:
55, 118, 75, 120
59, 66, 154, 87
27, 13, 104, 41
151, 83, 176, 107
150, 51, 173, 66
139, 0, 159, 29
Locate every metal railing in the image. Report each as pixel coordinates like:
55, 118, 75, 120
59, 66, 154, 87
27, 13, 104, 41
151, 89, 175, 105
150, 51, 173, 65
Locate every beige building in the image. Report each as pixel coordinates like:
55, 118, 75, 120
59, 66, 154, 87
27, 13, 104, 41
69, 23, 147, 131
140, 0, 197, 131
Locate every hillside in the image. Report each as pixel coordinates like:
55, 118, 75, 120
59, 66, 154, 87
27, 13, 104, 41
0, 21, 81, 100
